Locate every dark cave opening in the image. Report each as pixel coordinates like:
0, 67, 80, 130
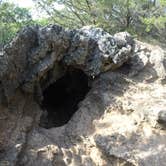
39, 69, 91, 129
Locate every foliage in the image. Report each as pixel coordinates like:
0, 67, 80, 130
0, 0, 166, 47
0, 0, 33, 46
33, 0, 166, 37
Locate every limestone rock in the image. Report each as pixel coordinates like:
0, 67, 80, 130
0, 25, 166, 166
0, 25, 134, 104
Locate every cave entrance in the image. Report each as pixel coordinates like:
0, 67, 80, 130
39, 68, 91, 129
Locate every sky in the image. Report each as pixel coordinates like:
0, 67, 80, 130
11, 0, 35, 8
10, 0, 64, 19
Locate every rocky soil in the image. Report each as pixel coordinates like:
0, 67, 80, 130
0, 25, 166, 166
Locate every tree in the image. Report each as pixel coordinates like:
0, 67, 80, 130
141, 0, 166, 34
33, 0, 166, 39
1, 0, 165, 46
33, 0, 98, 28
0, 1, 33, 46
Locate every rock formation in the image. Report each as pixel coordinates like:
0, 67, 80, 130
0, 24, 166, 166
0, 25, 133, 104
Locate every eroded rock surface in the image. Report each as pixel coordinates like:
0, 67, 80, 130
0, 25, 166, 166
0, 25, 133, 103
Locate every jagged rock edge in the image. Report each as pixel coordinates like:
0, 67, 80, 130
0, 25, 134, 104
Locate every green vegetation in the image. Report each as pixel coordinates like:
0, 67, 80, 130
0, 0, 166, 46
0, 1, 33, 46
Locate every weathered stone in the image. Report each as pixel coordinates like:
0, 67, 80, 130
0, 25, 133, 103
158, 110, 166, 126
0, 25, 166, 166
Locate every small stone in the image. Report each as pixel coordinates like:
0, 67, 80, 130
157, 110, 166, 126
